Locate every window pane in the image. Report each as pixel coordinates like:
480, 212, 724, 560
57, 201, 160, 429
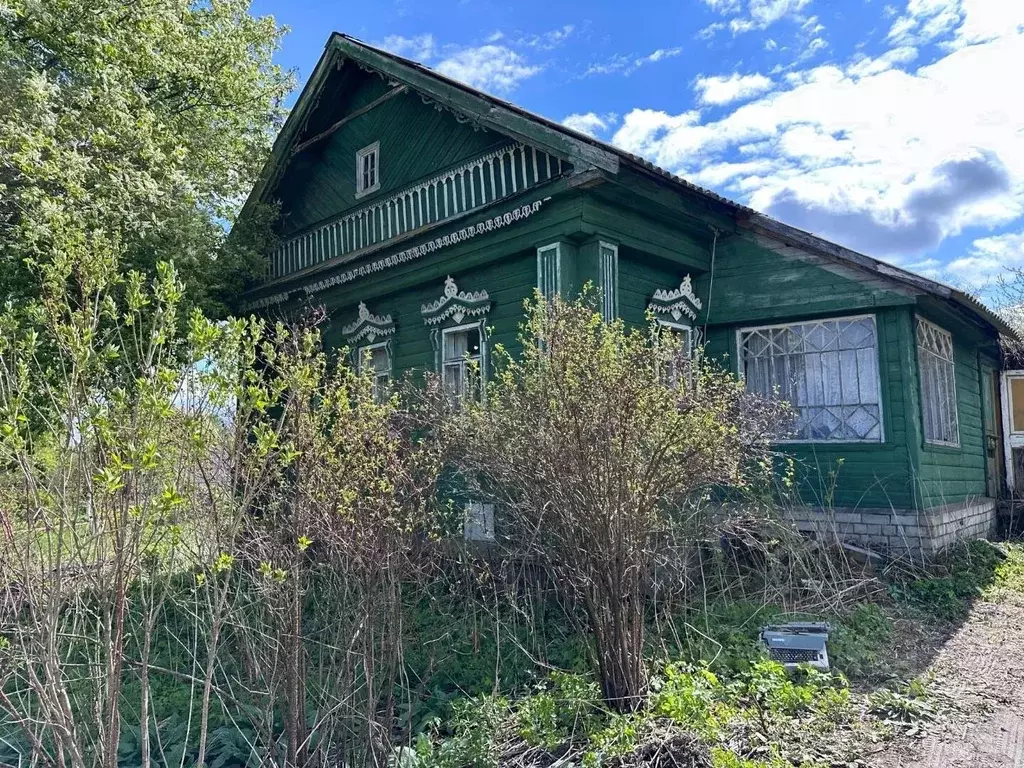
738, 316, 882, 442
916, 318, 958, 445
1012, 378, 1024, 433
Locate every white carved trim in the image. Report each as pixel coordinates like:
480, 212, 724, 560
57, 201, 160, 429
267, 142, 561, 279
421, 276, 491, 327
342, 301, 395, 345
648, 275, 703, 322
299, 198, 547, 299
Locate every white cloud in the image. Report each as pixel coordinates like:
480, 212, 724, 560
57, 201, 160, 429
700, 0, 812, 33
702, 0, 742, 12
694, 72, 774, 105
749, 0, 813, 26
847, 46, 919, 77
946, 231, 1024, 290
516, 24, 575, 49
375, 34, 436, 61
611, 11, 1024, 261
887, 0, 961, 45
641, 47, 684, 64
583, 47, 684, 77
562, 112, 618, 137
435, 45, 543, 93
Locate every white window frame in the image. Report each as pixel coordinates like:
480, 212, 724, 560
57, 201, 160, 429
355, 141, 380, 198
658, 319, 693, 389
440, 321, 486, 402
463, 501, 495, 542
355, 340, 391, 401
536, 242, 561, 300
736, 313, 885, 444
598, 241, 619, 321
916, 317, 960, 448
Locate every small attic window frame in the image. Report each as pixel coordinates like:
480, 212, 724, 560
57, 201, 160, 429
355, 142, 380, 198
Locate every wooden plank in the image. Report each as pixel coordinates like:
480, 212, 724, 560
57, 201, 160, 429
294, 85, 409, 154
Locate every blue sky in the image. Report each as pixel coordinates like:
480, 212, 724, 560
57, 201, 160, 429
252, 0, 1024, 303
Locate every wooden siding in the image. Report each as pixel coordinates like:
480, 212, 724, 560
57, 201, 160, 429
914, 333, 994, 508
322, 248, 539, 380
276, 73, 512, 237
691, 234, 913, 326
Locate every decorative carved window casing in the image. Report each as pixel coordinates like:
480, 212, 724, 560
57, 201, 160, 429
648, 276, 703, 324
422, 276, 492, 402
738, 315, 884, 443
916, 317, 959, 447
343, 301, 395, 400
355, 142, 380, 198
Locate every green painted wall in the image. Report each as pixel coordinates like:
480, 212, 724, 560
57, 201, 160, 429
260, 166, 1000, 514
276, 66, 511, 237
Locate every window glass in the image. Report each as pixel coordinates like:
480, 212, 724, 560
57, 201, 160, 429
442, 326, 482, 400
356, 143, 380, 196
1011, 378, 1024, 434
916, 318, 959, 446
739, 316, 882, 442
357, 344, 390, 401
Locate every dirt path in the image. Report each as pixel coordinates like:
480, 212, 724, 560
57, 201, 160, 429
873, 594, 1024, 767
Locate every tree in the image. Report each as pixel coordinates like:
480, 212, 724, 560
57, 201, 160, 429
433, 293, 789, 711
0, 0, 293, 317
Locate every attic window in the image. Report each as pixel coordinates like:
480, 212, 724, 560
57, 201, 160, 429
356, 142, 380, 197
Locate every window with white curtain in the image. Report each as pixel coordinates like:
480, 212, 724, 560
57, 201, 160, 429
916, 317, 959, 446
356, 342, 391, 401
738, 315, 883, 442
442, 323, 483, 401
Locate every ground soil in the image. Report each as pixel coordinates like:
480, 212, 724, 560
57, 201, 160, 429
870, 592, 1024, 767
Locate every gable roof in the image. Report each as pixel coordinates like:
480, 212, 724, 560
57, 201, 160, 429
240, 33, 1014, 340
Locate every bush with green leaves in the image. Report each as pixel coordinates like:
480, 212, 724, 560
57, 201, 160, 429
431, 291, 790, 711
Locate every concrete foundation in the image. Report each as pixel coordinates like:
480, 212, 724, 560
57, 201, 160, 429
786, 497, 998, 555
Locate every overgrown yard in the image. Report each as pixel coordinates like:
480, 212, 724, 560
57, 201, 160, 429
2, 263, 1022, 768
388, 541, 1024, 768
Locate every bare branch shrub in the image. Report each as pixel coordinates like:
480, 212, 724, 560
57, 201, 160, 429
428, 293, 789, 711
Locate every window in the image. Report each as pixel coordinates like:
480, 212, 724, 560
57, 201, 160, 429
355, 142, 380, 197
1010, 376, 1024, 434
463, 501, 495, 542
658, 320, 693, 388
442, 324, 483, 401
916, 318, 959, 446
356, 342, 391, 401
537, 243, 561, 300
738, 315, 883, 442
599, 241, 618, 321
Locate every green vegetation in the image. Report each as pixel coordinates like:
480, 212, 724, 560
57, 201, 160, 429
0, 0, 292, 317
888, 540, 1024, 620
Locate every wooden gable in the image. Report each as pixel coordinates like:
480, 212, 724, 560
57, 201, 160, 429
275, 62, 513, 237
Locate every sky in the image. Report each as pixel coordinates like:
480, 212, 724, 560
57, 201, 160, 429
251, 0, 1024, 304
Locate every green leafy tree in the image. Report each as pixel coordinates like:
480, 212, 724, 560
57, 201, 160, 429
0, 0, 293, 316
433, 293, 789, 711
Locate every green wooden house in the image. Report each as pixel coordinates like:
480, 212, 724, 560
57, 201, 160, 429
237, 33, 1014, 554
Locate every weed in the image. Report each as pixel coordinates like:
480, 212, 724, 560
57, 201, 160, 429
889, 540, 1005, 620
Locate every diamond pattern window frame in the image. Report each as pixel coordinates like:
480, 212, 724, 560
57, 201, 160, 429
916, 317, 960, 448
736, 314, 885, 444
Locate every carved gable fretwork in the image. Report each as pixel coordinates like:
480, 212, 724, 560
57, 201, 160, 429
421, 276, 491, 327
342, 301, 395, 345
648, 276, 703, 323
